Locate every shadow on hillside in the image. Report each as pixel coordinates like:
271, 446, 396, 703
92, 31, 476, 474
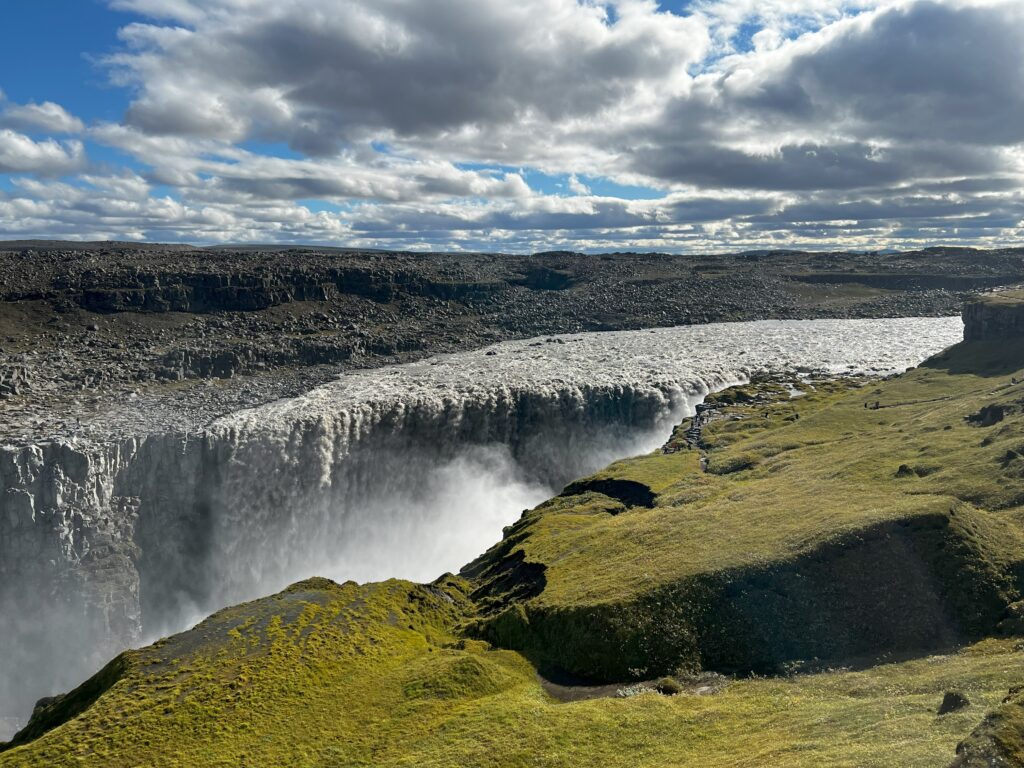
0, 654, 130, 753
472, 509, 1020, 688
921, 340, 1024, 377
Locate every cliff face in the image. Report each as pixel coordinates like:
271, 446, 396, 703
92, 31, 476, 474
74, 267, 502, 314
0, 436, 206, 718
962, 291, 1024, 341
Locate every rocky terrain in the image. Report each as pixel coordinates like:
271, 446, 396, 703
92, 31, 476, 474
963, 289, 1024, 341
3, 242, 1023, 444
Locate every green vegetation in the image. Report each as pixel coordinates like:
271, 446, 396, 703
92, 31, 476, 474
3, 576, 1024, 768
954, 682, 1024, 766
7, 331, 1024, 767
468, 341, 1024, 688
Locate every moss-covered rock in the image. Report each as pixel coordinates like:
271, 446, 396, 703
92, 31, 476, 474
952, 687, 1024, 766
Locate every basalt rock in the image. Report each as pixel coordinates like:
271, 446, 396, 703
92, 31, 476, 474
963, 290, 1024, 342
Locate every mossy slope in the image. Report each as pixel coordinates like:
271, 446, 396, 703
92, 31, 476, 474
467, 341, 1024, 681
0, 575, 516, 767
5, 578, 1024, 767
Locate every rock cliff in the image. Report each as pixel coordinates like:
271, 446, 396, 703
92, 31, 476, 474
962, 290, 1024, 341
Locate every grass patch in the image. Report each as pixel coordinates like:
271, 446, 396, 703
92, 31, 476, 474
3, 581, 1023, 767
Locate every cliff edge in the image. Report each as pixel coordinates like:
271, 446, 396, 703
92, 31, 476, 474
963, 289, 1024, 341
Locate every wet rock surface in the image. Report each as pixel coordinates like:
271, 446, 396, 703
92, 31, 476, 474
1, 242, 1020, 445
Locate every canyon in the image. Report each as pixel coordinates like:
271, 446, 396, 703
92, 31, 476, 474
0, 314, 962, 731
0, 244, 1019, 742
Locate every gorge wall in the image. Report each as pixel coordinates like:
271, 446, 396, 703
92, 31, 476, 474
963, 290, 1024, 341
0, 380, 699, 723
0, 317, 964, 727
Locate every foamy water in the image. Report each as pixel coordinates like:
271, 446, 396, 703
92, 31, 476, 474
222, 316, 963, 434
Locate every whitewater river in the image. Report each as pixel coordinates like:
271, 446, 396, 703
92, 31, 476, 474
211, 315, 964, 591
0, 315, 963, 732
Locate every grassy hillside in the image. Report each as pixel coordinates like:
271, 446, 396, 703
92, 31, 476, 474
468, 340, 1024, 682
2, 576, 1023, 768
5, 333, 1024, 767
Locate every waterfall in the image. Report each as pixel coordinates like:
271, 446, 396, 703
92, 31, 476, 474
0, 316, 964, 729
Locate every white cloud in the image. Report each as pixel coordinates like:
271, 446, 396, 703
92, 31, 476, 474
105, 0, 708, 157
0, 100, 84, 134
568, 174, 591, 195
0, 130, 85, 175
107, 0, 206, 23
2, 0, 1023, 249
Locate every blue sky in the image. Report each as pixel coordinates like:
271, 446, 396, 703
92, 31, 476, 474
0, 0, 1022, 251
2, 1, 126, 120
1, 0, 147, 175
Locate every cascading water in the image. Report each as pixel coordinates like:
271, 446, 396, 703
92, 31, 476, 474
0, 316, 964, 733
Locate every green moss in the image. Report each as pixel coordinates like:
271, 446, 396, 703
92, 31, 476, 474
953, 685, 1024, 766
4, 584, 1024, 767
706, 450, 760, 474
402, 654, 517, 701
466, 343, 1024, 679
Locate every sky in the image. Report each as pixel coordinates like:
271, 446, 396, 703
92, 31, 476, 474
0, 0, 1022, 252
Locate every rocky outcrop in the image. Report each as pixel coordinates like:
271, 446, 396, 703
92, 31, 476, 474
73, 267, 503, 314
793, 272, 1020, 291
0, 365, 31, 398
963, 291, 1024, 341
951, 688, 1024, 767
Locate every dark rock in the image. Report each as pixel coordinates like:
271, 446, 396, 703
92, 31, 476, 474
997, 601, 1024, 636
963, 292, 1024, 342
31, 696, 61, 718
559, 478, 656, 509
966, 404, 1007, 427
939, 691, 970, 715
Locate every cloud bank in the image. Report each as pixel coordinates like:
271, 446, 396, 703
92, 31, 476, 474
1, 0, 1022, 250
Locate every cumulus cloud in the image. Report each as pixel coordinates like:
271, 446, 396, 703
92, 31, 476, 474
2, 0, 1024, 249
627, 0, 1024, 191
722, 1, 1024, 146
107, 0, 708, 155
0, 99, 84, 134
568, 174, 592, 195
1, 174, 354, 243
0, 130, 85, 175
